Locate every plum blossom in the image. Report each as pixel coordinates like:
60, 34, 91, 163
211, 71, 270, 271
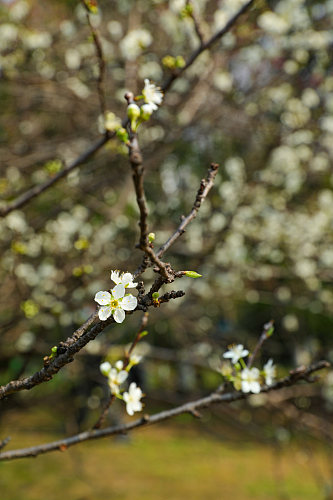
94, 283, 137, 323
241, 367, 261, 394
108, 367, 128, 395
142, 79, 163, 110
123, 382, 143, 416
111, 270, 137, 288
223, 344, 249, 364
263, 359, 276, 386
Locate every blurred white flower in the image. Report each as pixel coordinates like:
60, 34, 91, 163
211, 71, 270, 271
129, 354, 142, 366
111, 270, 137, 288
123, 382, 143, 416
263, 359, 276, 386
120, 29, 152, 60
94, 284, 137, 322
108, 368, 128, 395
100, 361, 112, 377
142, 79, 163, 110
241, 367, 261, 394
223, 344, 249, 364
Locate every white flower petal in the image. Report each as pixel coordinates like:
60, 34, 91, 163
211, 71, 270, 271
112, 283, 125, 300
100, 361, 112, 376
111, 270, 121, 284
94, 291, 111, 305
113, 308, 125, 323
117, 370, 128, 384
98, 305, 112, 321
121, 294, 137, 311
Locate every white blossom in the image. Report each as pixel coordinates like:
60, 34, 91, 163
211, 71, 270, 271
111, 270, 137, 288
123, 382, 143, 416
108, 368, 128, 395
223, 344, 249, 364
120, 29, 152, 60
129, 354, 142, 366
142, 79, 163, 110
241, 367, 261, 394
100, 361, 112, 377
94, 284, 137, 323
263, 359, 276, 386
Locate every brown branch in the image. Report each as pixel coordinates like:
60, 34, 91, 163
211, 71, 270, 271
247, 320, 274, 369
186, 0, 205, 46
125, 311, 149, 366
0, 2, 254, 217
162, 0, 256, 93
0, 360, 329, 461
0, 134, 110, 217
156, 162, 219, 258
85, 8, 106, 115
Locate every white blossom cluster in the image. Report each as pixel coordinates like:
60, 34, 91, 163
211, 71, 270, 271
94, 271, 137, 323
100, 356, 143, 416
221, 344, 276, 394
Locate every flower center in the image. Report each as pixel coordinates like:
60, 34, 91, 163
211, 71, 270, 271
110, 299, 119, 308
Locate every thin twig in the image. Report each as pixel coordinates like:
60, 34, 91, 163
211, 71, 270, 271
157, 162, 219, 258
162, 0, 256, 93
0, 135, 110, 217
0, 360, 328, 461
93, 394, 115, 430
125, 312, 149, 366
85, 9, 107, 115
247, 320, 274, 369
186, 0, 205, 46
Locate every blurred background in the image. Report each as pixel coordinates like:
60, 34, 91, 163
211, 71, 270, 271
0, 0, 333, 498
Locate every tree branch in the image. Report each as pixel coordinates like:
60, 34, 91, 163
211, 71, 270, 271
0, 360, 328, 461
162, 0, 256, 93
0, 1, 254, 217
157, 162, 219, 258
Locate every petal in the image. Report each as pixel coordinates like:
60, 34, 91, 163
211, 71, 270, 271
113, 307, 125, 323
112, 283, 125, 300
126, 403, 134, 416
117, 370, 128, 384
121, 273, 133, 286
121, 294, 137, 311
94, 291, 111, 305
111, 270, 121, 284
98, 306, 112, 321
100, 361, 111, 376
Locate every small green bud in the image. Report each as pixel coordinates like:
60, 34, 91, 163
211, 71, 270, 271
139, 330, 149, 338
51, 346, 58, 354
148, 232, 155, 243
175, 55, 186, 68
162, 55, 176, 69
152, 292, 159, 299
184, 271, 202, 278
127, 103, 141, 131
264, 320, 274, 337
116, 127, 129, 143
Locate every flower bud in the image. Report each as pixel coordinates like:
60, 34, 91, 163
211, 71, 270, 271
184, 271, 202, 278
148, 232, 155, 243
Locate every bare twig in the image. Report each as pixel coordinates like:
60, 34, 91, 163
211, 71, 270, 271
186, 0, 205, 46
0, 135, 110, 217
247, 320, 274, 369
125, 312, 149, 366
162, 0, 255, 93
0, 360, 328, 461
157, 162, 219, 258
85, 8, 106, 115
93, 394, 115, 430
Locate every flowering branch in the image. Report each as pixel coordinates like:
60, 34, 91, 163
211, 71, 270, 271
162, 0, 256, 93
0, 360, 328, 461
0, 1, 254, 218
